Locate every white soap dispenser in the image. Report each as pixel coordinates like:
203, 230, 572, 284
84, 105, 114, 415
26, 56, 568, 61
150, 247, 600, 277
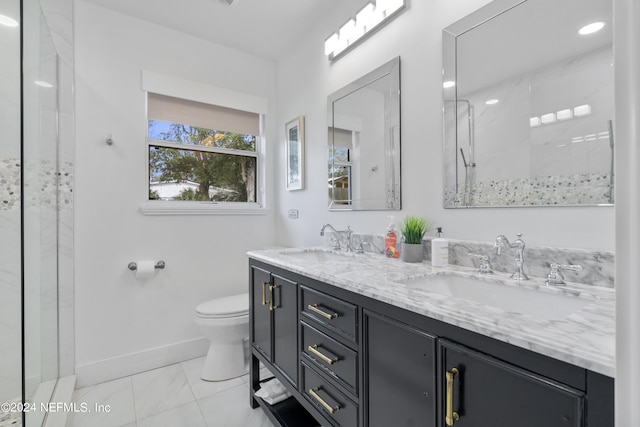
431, 227, 449, 267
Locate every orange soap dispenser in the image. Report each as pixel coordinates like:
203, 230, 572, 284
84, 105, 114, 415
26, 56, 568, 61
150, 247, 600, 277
385, 216, 400, 258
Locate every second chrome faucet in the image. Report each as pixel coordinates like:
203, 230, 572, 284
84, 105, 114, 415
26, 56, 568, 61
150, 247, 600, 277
494, 233, 529, 280
320, 223, 354, 252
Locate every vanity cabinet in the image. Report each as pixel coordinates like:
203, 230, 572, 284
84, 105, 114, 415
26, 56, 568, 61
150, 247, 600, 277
250, 265, 298, 386
363, 311, 437, 427
248, 259, 614, 427
440, 340, 585, 427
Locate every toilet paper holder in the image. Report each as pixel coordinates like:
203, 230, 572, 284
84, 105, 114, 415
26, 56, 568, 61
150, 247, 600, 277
128, 261, 166, 271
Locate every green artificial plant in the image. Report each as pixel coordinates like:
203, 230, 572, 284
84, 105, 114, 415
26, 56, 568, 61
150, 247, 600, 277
400, 215, 433, 244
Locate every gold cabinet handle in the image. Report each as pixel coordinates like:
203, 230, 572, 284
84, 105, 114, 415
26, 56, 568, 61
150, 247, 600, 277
269, 285, 278, 311
308, 304, 338, 320
309, 388, 340, 414
261, 282, 269, 305
308, 344, 339, 365
446, 367, 460, 426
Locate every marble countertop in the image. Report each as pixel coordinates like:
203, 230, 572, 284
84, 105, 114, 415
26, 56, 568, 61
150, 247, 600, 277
247, 246, 615, 378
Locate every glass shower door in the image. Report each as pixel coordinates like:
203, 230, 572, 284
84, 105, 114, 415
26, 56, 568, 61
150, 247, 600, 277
22, 0, 60, 424
0, 0, 24, 423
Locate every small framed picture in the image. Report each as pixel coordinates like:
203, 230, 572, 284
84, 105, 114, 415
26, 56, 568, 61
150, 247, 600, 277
285, 116, 305, 191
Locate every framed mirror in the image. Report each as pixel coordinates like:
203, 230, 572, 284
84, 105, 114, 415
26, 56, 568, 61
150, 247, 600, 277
443, 0, 613, 208
328, 57, 401, 211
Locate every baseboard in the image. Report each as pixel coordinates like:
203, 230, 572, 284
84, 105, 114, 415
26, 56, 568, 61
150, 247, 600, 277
75, 337, 209, 388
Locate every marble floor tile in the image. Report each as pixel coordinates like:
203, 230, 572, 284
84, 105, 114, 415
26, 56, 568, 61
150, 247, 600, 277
131, 364, 195, 420
180, 357, 245, 401
67, 377, 135, 427
69, 361, 276, 427
197, 383, 274, 427
136, 401, 206, 427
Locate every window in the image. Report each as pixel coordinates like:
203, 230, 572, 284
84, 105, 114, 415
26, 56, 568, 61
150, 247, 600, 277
146, 93, 260, 205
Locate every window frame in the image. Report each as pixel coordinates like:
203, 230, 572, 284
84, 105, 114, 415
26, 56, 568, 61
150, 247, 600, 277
139, 71, 268, 216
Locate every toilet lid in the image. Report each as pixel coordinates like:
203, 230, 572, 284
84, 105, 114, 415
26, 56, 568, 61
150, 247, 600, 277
196, 293, 249, 318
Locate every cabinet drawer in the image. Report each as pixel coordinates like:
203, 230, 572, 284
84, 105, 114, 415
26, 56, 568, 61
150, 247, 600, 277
302, 361, 358, 427
301, 322, 358, 396
301, 286, 357, 343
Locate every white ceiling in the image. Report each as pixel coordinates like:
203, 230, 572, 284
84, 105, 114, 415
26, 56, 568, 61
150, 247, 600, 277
82, 0, 362, 61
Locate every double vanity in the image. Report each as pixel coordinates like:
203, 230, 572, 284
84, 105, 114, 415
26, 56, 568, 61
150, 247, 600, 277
247, 246, 614, 427
261, 0, 616, 422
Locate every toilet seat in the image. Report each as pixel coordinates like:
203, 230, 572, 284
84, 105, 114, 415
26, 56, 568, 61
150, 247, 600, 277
196, 293, 249, 319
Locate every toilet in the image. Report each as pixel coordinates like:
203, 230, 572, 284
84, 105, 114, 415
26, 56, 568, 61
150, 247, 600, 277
195, 293, 249, 381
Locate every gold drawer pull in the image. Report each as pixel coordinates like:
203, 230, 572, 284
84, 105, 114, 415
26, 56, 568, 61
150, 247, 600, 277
446, 367, 460, 426
269, 285, 278, 311
308, 304, 338, 320
261, 282, 269, 305
309, 387, 340, 414
308, 344, 339, 365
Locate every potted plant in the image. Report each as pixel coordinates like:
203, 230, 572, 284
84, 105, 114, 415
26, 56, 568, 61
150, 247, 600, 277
400, 216, 432, 263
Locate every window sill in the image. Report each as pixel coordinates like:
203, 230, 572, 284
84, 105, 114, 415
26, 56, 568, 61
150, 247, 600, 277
140, 201, 270, 216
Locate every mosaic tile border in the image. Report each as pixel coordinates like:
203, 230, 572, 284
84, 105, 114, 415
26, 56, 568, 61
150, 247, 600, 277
445, 172, 613, 207
0, 158, 73, 212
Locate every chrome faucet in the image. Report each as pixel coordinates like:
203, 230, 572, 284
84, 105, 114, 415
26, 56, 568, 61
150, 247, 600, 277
320, 224, 355, 252
320, 223, 338, 236
494, 233, 529, 280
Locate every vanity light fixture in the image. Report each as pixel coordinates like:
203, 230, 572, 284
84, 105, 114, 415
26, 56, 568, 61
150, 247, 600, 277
557, 108, 573, 120
574, 104, 592, 117
540, 113, 556, 124
324, 0, 406, 61
485, 99, 499, 105
443, 81, 456, 89
533, 104, 594, 127
0, 14, 18, 27
579, 21, 605, 35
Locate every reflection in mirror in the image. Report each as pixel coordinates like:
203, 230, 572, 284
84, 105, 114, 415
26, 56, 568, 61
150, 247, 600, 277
443, 0, 613, 208
328, 57, 401, 210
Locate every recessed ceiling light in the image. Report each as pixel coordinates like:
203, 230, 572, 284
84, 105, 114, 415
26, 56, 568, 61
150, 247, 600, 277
443, 81, 455, 89
486, 99, 499, 105
0, 14, 19, 27
579, 21, 605, 35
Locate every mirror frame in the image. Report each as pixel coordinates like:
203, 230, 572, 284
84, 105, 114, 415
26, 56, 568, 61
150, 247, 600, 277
442, 0, 614, 209
327, 56, 401, 211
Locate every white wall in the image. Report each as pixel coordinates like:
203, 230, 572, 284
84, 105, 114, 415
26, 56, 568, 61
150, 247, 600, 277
73, 1, 277, 386
274, 0, 615, 252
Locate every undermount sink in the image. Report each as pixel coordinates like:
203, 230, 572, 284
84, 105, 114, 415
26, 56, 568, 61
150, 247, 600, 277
280, 249, 356, 263
398, 274, 592, 320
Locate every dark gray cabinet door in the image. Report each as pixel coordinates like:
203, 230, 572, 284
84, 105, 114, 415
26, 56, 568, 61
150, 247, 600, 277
440, 340, 585, 427
251, 266, 272, 360
364, 311, 437, 427
272, 274, 298, 386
